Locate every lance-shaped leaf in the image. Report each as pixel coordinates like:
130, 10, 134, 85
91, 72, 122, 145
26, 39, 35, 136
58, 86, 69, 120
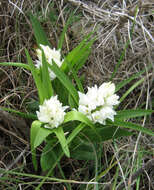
48, 60, 79, 105
25, 49, 44, 104
53, 126, 70, 157
30, 14, 50, 46
41, 50, 53, 98
34, 126, 54, 149
0, 106, 37, 120
41, 123, 85, 171
64, 110, 101, 141
30, 120, 41, 171
31, 120, 54, 171
116, 109, 154, 120
0, 62, 30, 70
61, 31, 95, 73
64, 110, 94, 127
108, 119, 154, 136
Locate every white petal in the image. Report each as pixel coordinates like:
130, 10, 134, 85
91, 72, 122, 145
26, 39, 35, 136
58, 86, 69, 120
35, 44, 63, 80
36, 96, 68, 128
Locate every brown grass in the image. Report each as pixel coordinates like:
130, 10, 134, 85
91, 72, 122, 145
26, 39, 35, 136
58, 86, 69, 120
0, 0, 153, 189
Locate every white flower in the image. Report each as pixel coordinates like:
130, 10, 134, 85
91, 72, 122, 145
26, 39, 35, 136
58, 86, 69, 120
78, 85, 100, 112
36, 44, 64, 80
91, 106, 116, 125
78, 82, 119, 125
36, 96, 68, 128
98, 82, 119, 106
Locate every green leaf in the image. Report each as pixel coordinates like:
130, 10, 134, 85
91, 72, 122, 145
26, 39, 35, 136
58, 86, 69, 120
71, 139, 95, 160
70, 125, 130, 160
116, 109, 154, 120
25, 49, 44, 104
61, 31, 94, 73
34, 126, 54, 148
53, 127, 70, 157
30, 14, 50, 46
64, 111, 101, 141
41, 50, 53, 98
67, 123, 85, 144
52, 79, 68, 105
41, 142, 62, 171
81, 125, 132, 143
48, 60, 79, 105
0, 62, 30, 70
30, 120, 42, 171
64, 111, 94, 128
73, 38, 95, 72
31, 121, 54, 170
109, 120, 154, 136
68, 93, 77, 109
41, 123, 85, 171
67, 62, 84, 93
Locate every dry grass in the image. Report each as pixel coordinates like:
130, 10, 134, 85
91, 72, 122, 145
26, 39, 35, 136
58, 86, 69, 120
0, 0, 153, 189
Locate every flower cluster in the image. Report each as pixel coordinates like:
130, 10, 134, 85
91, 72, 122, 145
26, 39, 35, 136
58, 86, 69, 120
36, 44, 63, 80
78, 82, 119, 124
35, 45, 119, 128
36, 96, 68, 128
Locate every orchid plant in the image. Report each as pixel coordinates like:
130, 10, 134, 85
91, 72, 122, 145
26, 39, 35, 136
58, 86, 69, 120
0, 14, 153, 174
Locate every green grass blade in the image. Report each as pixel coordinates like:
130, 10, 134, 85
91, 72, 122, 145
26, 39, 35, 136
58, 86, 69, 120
109, 120, 154, 136
0, 106, 37, 120
96, 159, 118, 180
73, 71, 84, 92
119, 78, 144, 104
115, 65, 152, 92
30, 14, 50, 46
40, 141, 61, 172
116, 109, 154, 120
0, 168, 99, 184
68, 38, 95, 73
112, 166, 119, 190
48, 60, 79, 105
136, 151, 143, 190
0, 62, 30, 70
